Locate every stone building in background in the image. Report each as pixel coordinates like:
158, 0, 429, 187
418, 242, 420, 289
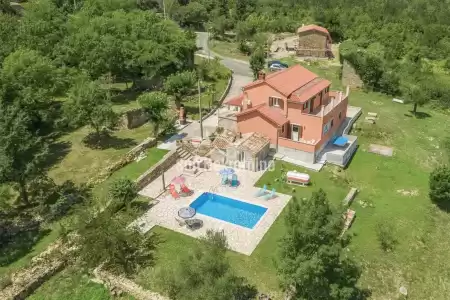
297, 24, 333, 58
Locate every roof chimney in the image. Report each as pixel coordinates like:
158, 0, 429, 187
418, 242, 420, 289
258, 71, 266, 81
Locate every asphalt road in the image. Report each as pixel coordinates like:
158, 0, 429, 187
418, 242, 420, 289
196, 32, 253, 77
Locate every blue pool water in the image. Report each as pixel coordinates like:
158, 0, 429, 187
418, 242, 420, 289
189, 192, 267, 229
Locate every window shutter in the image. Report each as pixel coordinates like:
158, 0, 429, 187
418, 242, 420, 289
269, 97, 273, 106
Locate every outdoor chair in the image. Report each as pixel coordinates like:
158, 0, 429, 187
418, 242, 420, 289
255, 184, 267, 197
263, 188, 276, 200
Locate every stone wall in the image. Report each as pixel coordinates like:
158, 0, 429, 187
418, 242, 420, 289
277, 145, 315, 163
135, 149, 178, 190
297, 32, 328, 57
121, 108, 149, 129
93, 266, 169, 300
89, 138, 157, 185
341, 60, 363, 88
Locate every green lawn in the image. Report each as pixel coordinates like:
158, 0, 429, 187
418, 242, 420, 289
135, 61, 450, 300
48, 124, 153, 185
28, 267, 134, 300
209, 39, 250, 61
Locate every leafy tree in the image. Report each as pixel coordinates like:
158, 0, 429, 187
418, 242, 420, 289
164, 70, 197, 108
400, 82, 429, 115
109, 178, 137, 211
0, 49, 64, 131
59, 10, 196, 81
0, 106, 49, 205
173, 2, 208, 29
64, 79, 118, 142
0, 0, 19, 15
429, 166, 450, 210
234, 0, 254, 21
278, 190, 366, 300
77, 211, 157, 276
17, 0, 67, 56
0, 13, 18, 65
159, 230, 258, 300
136, 0, 160, 10
249, 47, 265, 79
138, 92, 170, 136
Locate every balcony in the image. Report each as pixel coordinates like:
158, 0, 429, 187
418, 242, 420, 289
303, 90, 347, 117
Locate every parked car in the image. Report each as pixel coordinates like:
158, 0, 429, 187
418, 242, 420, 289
267, 60, 288, 71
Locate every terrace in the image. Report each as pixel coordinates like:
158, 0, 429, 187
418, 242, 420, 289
134, 161, 291, 255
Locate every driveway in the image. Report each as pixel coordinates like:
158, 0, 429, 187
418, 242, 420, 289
158, 32, 253, 150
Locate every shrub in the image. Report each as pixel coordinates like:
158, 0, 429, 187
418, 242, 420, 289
0, 274, 12, 289
429, 166, 450, 210
376, 222, 397, 252
109, 178, 137, 210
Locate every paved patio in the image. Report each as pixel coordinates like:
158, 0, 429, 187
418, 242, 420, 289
134, 162, 291, 255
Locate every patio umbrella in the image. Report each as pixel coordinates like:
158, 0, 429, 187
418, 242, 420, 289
178, 207, 196, 219
219, 168, 235, 176
171, 176, 186, 184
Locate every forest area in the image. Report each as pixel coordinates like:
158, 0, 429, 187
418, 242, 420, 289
1, 0, 450, 299
166, 0, 450, 111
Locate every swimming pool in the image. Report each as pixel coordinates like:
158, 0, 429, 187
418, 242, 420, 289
189, 192, 267, 229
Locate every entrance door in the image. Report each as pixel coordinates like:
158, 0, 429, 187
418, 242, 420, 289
292, 125, 300, 141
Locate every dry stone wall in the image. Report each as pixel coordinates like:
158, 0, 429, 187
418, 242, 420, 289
121, 108, 149, 129
341, 59, 363, 88
297, 32, 328, 57
135, 149, 178, 190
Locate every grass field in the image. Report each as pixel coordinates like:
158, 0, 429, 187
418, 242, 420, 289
28, 267, 135, 300
134, 61, 450, 300
209, 39, 250, 61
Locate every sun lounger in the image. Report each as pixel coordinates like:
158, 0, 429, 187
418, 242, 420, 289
263, 188, 276, 200
255, 184, 267, 197
230, 174, 239, 188
180, 183, 194, 196
169, 184, 180, 199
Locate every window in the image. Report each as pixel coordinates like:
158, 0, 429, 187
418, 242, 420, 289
323, 123, 330, 134
281, 124, 285, 133
269, 97, 281, 107
339, 111, 342, 119
303, 101, 309, 110
330, 119, 334, 128
238, 151, 245, 162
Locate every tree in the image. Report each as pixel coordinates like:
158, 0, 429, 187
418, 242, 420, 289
278, 190, 366, 300
109, 178, 137, 211
17, 0, 67, 56
0, 13, 18, 65
58, 10, 196, 81
173, 2, 208, 29
64, 79, 118, 143
249, 47, 265, 79
138, 92, 170, 136
77, 211, 157, 276
401, 81, 429, 115
164, 70, 197, 108
158, 230, 258, 300
0, 49, 64, 131
429, 166, 450, 210
0, 106, 49, 205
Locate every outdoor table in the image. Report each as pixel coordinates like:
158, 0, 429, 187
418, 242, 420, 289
178, 207, 196, 219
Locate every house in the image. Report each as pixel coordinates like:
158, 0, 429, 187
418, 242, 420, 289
220, 64, 358, 167
297, 24, 333, 58
207, 130, 270, 171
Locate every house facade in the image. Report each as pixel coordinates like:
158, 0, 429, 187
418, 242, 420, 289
297, 24, 333, 58
223, 64, 356, 165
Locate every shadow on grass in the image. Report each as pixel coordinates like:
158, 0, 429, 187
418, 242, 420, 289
83, 132, 137, 150
42, 141, 72, 170
0, 223, 50, 267
408, 110, 432, 119
111, 89, 141, 106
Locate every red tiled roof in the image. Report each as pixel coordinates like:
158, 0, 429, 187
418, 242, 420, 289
243, 64, 318, 97
290, 79, 331, 103
237, 104, 288, 126
224, 94, 244, 106
258, 105, 289, 126
297, 24, 332, 41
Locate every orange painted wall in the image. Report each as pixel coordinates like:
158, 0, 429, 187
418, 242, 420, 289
245, 84, 287, 113
287, 103, 323, 141
278, 137, 315, 152
236, 110, 278, 145
315, 96, 348, 150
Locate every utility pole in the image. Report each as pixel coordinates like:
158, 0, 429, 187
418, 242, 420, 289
163, 0, 166, 19
198, 80, 203, 139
